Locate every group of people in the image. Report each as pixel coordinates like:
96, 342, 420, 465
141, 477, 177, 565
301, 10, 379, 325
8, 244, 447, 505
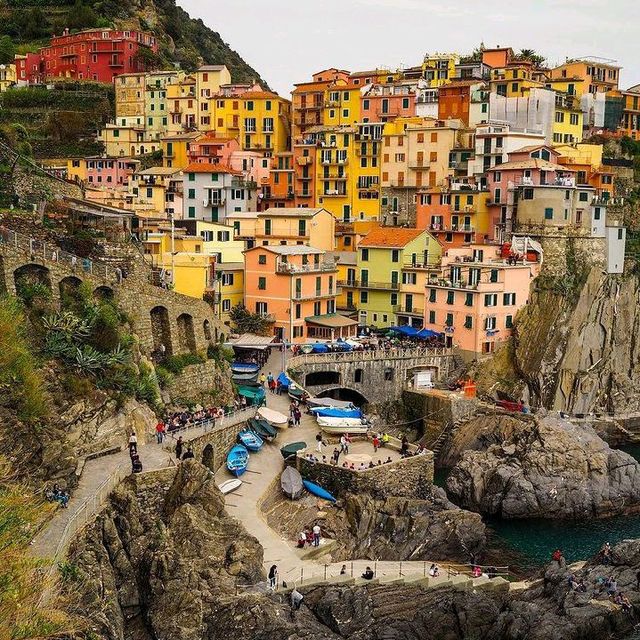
289, 400, 303, 427
45, 483, 70, 508
128, 431, 143, 473
296, 524, 322, 548
162, 405, 228, 433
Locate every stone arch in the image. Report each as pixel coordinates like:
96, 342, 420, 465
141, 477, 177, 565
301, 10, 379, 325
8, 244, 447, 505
176, 313, 197, 353
14, 263, 52, 301
317, 386, 368, 407
93, 285, 114, 301
203, 319, 212, 341
150, 305, 173, 357
305, 370, 341, 386
354, 368, 364, 383
202, 443, 214, 471
59, 275, 83, 306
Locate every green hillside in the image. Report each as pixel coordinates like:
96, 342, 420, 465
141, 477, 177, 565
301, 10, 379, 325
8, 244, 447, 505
0, 0, 265, 85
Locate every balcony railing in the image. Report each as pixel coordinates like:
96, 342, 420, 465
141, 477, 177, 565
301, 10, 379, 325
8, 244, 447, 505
319, 191, 347, 198
292, 291, 337, 301
337, 279, 400, 290
276, 262, 337, 274
393, 305, 424, 316
403, 258, 440, 270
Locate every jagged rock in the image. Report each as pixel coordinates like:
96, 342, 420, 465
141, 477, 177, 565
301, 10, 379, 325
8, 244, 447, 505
446, 414, 640, 519
320, 488, 486, 562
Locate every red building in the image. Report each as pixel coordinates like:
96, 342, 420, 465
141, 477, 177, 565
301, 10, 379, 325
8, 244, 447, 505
15, 28, 158, 85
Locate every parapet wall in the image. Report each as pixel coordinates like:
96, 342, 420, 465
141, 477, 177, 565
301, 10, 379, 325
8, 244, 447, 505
296, 451, 434, 500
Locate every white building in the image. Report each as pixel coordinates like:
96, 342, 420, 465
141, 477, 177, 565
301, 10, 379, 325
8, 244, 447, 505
489, 88, 556, 144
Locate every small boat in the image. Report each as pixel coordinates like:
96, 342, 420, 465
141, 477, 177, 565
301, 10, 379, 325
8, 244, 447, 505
226, 444, 249, 477
238, 429, 264, 451
276, 371, 292, 389
237, 385, 266, 406
288, 385, 307, 402
302, 479, 337, 503
232, 372, 259, 383
281, 466, 304, 499
231, 362, 260, 374
258, 406, 289, 429
280, 441, 307, 459
310, 407, 363, 419
249, 418, 277, 440
300, 344, 314, 354
218, 478, 242, 495
307, 397, 357, 410
320, 424, 370, 435
316, 416, 369, 429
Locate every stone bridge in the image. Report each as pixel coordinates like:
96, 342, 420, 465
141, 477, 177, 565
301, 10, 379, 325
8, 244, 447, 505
0, 227, 226, 357
287, 348, 454, 405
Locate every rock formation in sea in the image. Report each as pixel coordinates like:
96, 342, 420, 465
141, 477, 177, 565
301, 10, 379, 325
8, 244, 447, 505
446, 412, 640, 519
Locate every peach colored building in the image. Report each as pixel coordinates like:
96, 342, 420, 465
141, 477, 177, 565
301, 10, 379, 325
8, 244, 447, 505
83, 156, 139, 187
244, 245, 355, 343
188, 135, 239, 165
360, 83, 417, 122
422, 244, 540, 357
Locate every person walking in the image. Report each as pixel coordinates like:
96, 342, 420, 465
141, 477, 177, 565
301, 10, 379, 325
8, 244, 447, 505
155, 420, 165, 444
312, 523, 321, 547
175, 436, 184, 461
315, 432, 324, 453
128, 431, 138, 455
260, 373, 267, 387
268, 564, 278, 590
290, 587, 304, 612
340, 435, 348, 455
372, 434, 380, 452
294, 407, 302, 426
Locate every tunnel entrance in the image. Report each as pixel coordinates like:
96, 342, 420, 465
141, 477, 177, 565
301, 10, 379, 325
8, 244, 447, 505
305, 370, 341, 386
316, 387, 368, 407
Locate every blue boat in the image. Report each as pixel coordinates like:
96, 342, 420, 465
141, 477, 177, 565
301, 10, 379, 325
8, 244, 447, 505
238, 429, 264, 451
226, 444, 249, 477
276, 371, 292, 389
309, 407, 363, 419
231, 361, 260, 374
302, 479, 336, 502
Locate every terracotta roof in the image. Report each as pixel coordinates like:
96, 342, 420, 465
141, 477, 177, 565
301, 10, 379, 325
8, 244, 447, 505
292, 81, 333, 92
184, 163, 242, 175
359, 228, 425, 248
492, 159, 574, 172
241, 90, 282, 99
512, 144, 556, 154
196, 135, 236, 144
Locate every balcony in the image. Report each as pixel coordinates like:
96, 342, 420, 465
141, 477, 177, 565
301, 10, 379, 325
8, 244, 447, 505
319, 190, 347, 198
295, 191, 312, 198
409, 159, 429, 169
292, 290, 337, 302
403, 259, 440, 270
297, 156, 312, 166
203, 198, 225, 207
376, 108, 400, 118
323, 173, 348, 181
337, 279, 400, 290
393, 305, 424, 316
232, 179, 258, 190
277, 261, 336, 274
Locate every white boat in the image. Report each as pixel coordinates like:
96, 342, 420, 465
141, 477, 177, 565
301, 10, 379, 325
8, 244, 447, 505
218, 478, 242, 495
307, 397, 357, 410
257, 406, 289, 429
316, 416, 370, 433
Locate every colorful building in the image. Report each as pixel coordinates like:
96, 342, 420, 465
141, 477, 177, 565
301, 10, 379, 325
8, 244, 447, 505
162, 132, 201, 169
244, 245, 349, 343
341, 228, 442, 329
0, 63, 16, 92
127, 166, 183, 219
422, 244, 540, 357
15, 28, 158, 84
550, 59, 621, 95
67, 156, 139, 187
422, 53, 459, 87
255, 207, 335, 250
360, 83, 415, 122
621, 85, 640, 140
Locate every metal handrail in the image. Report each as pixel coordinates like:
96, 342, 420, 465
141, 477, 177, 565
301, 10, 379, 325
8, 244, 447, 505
165, 406, 258, 439
288, 347, 452, 367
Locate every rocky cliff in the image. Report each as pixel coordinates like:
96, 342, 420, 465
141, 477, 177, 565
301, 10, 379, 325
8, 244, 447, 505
473, 265, 640, 416
446, 413, 640, 519
69, 462, 640, 640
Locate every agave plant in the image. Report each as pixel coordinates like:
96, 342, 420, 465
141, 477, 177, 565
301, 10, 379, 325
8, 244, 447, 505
43, 331, 75, 360
106, 343, 131, 367
73, 345, 109, 376
42, 311, 92, 340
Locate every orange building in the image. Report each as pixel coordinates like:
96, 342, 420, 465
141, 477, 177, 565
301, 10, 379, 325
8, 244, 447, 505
260, 152, 294, 208
438, 80, 486, 126
481, 47, 514, 69
243, 245, 355, 343
188, 135, 239, 165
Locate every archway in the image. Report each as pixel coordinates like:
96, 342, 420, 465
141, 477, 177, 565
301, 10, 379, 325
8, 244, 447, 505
150, 305, 173, 357
316, 387, 368, 407
202, 443, 214, 471
93, 285, 114, 302
13, 264, 52, 304
305, 370, 341, 386
59, 275, 83, 307
176, 313, 196, 353
203, 319, 212, 341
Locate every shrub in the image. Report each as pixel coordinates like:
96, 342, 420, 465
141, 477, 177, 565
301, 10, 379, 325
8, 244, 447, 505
160, 353, 205, 375
155, 366, 174, 389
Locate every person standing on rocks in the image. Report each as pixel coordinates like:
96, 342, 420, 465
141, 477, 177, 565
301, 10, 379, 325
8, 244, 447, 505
128, 432, 138, 455
312, 523, 321, 547
155, 420, 165, 444
268, 565, 278, 589
175, 436, 184, 461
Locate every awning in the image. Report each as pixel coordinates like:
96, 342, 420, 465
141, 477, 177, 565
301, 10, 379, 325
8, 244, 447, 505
389, 325, 419, 337
305, 314, 358, 328
227, 334, 276, 350
416, 328, 443, 339
510, 236, 543, 256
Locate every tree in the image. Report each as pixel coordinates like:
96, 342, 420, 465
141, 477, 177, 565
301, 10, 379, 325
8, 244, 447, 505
514, 49, 546, 67
0, 36, 15, 65
228, 304, 274, 336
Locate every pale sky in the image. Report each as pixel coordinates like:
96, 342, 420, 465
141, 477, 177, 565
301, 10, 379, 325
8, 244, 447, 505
180, 0, 640, 97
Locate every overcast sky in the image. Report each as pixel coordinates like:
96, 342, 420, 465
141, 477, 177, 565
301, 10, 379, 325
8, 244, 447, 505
180, 0, 640, 96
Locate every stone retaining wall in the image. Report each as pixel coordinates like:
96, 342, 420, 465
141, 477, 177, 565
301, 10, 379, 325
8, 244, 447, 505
296, 451, 434, 500
165, 361, 235, 407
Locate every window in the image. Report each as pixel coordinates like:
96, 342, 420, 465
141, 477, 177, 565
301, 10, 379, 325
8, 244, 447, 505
484, 293, 497, 307
391, 249, 399, 263
428, 310, 436, 324
188, 188, 195, 199
298, 220, 306, 236
503, 292, 516, 305
221, 272, 234, 286
464, 315, 473, 329
188, 206, 195, 218
264, 219, 272, 235
489, 269, 498, 283
445, 313, 454, 327
354, 368, 363, 383
485, 316, 496, 330
361, 248, 369, 261
384, 368, 394, 381
258, 277, 266, 290
429, 289, 437, 303
544, 207, 554, 220
222, 299, 231, 312
390, 292, 398, 306
258, 254, 267, 265
465, 292, 473, 306
188, 173, 195, 182
447, 290, 454, 305
579, 192, 589, 202
360, 291, 368, 304
293, 326, 304, 338
506, 315, 514, 329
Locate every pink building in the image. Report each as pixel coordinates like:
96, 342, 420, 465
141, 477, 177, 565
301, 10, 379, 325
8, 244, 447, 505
86, 157, 139, 187
422, 243, 541, 357
486, 144, 576, 241
188, 135, 239, 165
230, 150, 270, 185
361, 84, 417, 122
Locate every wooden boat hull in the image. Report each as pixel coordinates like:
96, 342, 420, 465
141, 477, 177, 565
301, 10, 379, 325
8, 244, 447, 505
320, 424, 370, 435
226, 444, 249, 477
238, 429, 264, 451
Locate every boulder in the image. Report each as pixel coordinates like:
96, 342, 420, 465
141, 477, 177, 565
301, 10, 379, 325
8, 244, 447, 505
446, 414, 640, 519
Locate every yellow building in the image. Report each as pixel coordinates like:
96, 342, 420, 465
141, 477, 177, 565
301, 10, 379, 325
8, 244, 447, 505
67, 157, 88, 183
114, 73, 146, 128
552, 93, 583, 144
167, 75, 197, 134
0, 63, 16, 92
549, 60, 621, 94
216, 262, 244, 322
322, 80, 361, 127
255, 207, 335, 250
340, 227, 442, 328
175, 219, 245, 264
162, 132, 200, 169
128, 166, 183, 219
195, 65, 232, 129
226, 211, 259, 249
99, 123, 154, 157
422, 53, 459, 88
489, 63, 543, 97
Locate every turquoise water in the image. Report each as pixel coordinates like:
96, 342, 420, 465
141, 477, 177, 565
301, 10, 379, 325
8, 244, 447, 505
439, 445, 640, 571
